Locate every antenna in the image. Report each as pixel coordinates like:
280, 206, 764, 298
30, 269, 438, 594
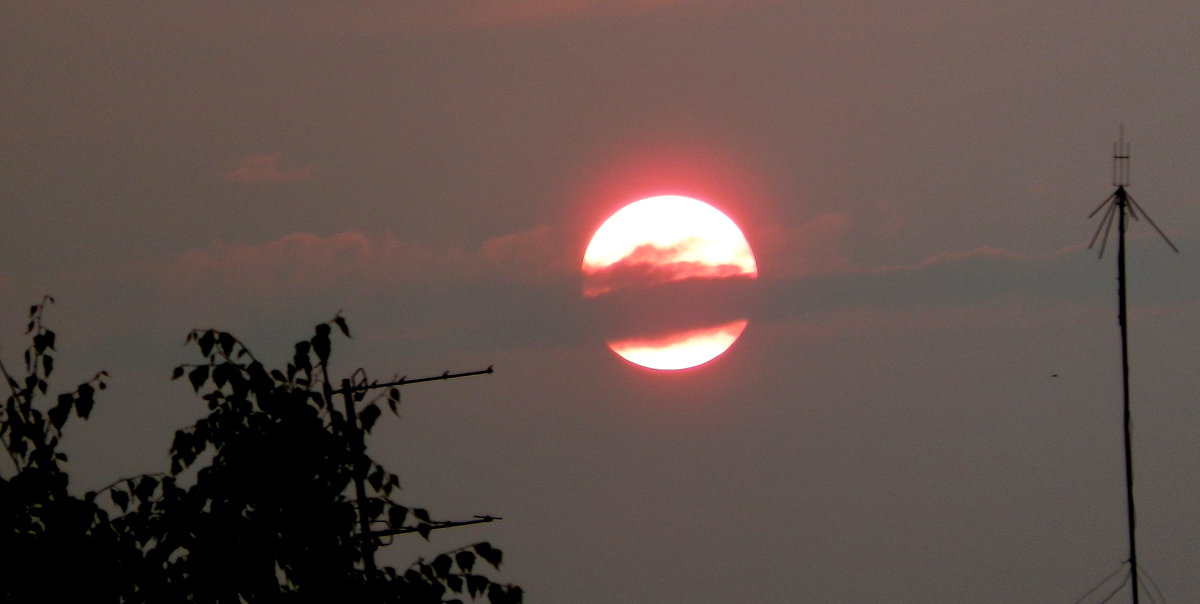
334, 366, 495, 575
1089, 126, 1179, 257
1082, 127, 1178, 604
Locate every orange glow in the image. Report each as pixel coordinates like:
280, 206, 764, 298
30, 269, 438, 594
608, 320, 749, 371
583, 196, 757, 370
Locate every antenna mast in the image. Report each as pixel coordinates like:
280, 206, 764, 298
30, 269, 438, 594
1086, 126, 1178, 604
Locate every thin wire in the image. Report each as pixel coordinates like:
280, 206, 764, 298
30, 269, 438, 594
1089, 201, 1119, 257
1089, 192, 1117, 218
1135, 563, 1168, 604
1127, 194, 1180, 252
1073, 563, 1129, 604
1137, 580, 1158, 604
1096, 569, 1132, 604
1138, 581, 1159, 604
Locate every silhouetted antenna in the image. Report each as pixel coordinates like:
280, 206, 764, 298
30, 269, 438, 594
1081, 127, 1179, 604
333, 366, 496, 575
1089, 126, 1179, 258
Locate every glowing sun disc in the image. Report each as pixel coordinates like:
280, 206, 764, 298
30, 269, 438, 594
582, 195, 757, 370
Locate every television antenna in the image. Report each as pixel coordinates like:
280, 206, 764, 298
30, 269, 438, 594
1083, 126, 1178, 604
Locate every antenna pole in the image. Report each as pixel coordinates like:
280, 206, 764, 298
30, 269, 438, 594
335, 367, 495, 579
341, 379, 378, 575
1115, 185, 1140, 604
1087, 126, 1176, 603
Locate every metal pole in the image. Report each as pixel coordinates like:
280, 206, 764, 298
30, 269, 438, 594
1116, 188, 1139, 604
342, 378, 377, 575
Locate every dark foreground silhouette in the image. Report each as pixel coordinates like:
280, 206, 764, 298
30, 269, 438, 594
0, 298, 521, 603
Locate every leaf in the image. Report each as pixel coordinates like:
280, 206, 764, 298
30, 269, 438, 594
218, 332, 235, 357
313, 324, 331, 364
455, 550, 476, 574
432, 554, 453, 578
387, 387, 400, 415
466, 575, 489, 598
171, 366, 184, 380
417, 523, 432, 540
189, 365, 209, 392
198, 330, 216, 358
360, 403, 381, 433
112, 489, 129, 512
48, 396, 71, 430
75, 395, 94, 420
419, 562, 436, 580
135, 476, 159, 500
388, 505, 408, 527
42, 354, 54, 378
212, 363, 230, 389
413, 508, 430, 523
475, 542, 502, 569
447, 575, 465, 594
333, 315, 350, 337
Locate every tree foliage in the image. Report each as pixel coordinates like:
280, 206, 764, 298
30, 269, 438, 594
0, 298, 521, 603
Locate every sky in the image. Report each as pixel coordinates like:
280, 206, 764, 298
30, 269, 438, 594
3, 1, 1200, 601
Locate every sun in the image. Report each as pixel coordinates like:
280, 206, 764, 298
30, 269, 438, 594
582, 195, 757, 370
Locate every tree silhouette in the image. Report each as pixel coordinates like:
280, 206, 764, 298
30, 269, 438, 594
0, 298, 521, 603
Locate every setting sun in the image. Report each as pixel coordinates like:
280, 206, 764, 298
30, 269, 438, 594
582, 195, 757, 370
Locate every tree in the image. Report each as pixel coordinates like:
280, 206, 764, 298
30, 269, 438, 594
0, 297, 131, 601
0, 298, 522, 603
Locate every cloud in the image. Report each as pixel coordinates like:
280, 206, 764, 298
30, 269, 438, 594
225, 154, 316, 184
152, 226, 574, 310
747, 243, 1122, 331
102, 226, 587, 354
475, 224, 577, 281
866, 245, 1040, 274
582, 240, 755, 297
608, 319, 748, 370
754, 212, 855, 280
584, 273, 757, 340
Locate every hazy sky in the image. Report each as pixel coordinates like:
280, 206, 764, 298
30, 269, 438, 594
3, 2, 1200, 602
